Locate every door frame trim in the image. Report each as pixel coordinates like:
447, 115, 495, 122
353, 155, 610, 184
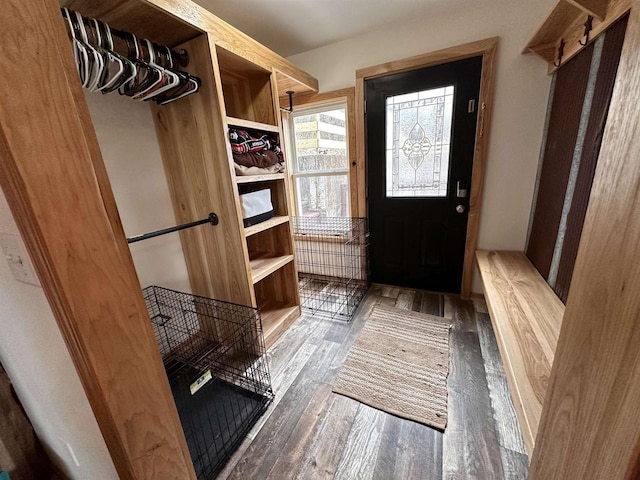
355, 37, 499, 298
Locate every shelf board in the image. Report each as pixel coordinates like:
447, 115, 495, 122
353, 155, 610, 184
244, 216, 289, 237
236, 173, 285, 184
260, 302, 301, 349
226, 116, 280, 133
250, 254, 294, 284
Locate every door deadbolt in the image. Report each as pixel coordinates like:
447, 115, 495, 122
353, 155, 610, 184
456, 205, 466, 214
456, 181, 468, 198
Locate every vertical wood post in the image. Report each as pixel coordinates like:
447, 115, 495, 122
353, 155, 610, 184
0, 1, 195, 478
530, 2, 640, 478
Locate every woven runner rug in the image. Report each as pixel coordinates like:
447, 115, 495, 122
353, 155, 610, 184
333, 304, 451, 430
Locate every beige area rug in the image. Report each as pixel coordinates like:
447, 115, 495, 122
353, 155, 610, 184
333, 304, 451, 430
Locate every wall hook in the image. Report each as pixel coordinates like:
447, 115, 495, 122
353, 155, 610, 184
579, 15, 594, 46
554, 38, 566, 68
286, 90, 295, 112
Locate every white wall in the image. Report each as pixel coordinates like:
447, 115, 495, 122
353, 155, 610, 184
0, 190, 117, 479
85, 92, 191, 293
287, 0, 557, 292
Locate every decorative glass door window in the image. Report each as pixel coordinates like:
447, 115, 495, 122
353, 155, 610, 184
385, 85, 455, 197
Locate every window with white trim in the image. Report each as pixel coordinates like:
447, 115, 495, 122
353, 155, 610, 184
288, 102, 350, 217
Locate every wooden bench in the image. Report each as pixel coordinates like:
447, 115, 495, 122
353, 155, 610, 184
475, 250, 565, 456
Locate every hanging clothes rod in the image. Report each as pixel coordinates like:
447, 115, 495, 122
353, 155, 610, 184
127, 213, 219, 244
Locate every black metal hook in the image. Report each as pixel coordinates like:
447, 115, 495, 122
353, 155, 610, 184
554, 38, 566, 68
285, 90, 295, 113
579, 15, 594, 46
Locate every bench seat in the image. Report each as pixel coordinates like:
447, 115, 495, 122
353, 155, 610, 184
475, 250, 565, 455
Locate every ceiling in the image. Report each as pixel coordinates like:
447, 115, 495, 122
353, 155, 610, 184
194, 0, 476, 57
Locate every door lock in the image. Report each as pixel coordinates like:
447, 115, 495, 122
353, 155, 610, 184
456, 181, 468, 198
456, 205, 466, 214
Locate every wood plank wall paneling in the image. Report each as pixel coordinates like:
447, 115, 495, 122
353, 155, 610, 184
526, 43, 594, 279
529, 3, 640, 477
554, 13, 629, 302
0, 1, 196, 478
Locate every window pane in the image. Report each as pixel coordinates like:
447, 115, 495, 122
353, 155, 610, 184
293, 108, 348, 172
295, 175, 349, 217
385, 85, 454, 197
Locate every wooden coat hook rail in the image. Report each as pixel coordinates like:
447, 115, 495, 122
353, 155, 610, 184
127, 213, 219, 244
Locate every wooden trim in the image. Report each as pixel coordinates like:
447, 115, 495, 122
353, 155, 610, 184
280, 88, 359, 217
529, 3, 640, 477
355, 77, 366, 218
0, 1, 195, 478
355, 37, 501, 80
523, 0, 631, 74
462, 39, 499, 299
355, 37, 500, 298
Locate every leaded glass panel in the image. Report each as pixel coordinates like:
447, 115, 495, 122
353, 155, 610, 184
385, 85, 454, 197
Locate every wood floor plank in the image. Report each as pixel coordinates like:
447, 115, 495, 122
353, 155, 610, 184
265, 383, 334, 479
372, 415, 403, 480
411, 290, 423, 312
334, 404, 386, 480
227, 341, 341, 479
499, 446, 529, 480
297, 394, 361, 480
443, 300, 504, 479
476, 312, 527, 454
420, 291, 444, 316
394, 290, 415, 310
381, 285, 400, 299
392, 420, 443, 479
247, 342, 319, 440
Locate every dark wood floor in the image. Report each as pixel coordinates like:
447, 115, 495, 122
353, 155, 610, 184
218, 285, 528, 479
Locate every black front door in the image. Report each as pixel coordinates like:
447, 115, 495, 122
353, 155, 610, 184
366, 56, 482, 293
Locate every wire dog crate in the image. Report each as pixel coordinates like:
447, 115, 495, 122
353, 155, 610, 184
143, 286, 273, 479
292, 217, 369, 321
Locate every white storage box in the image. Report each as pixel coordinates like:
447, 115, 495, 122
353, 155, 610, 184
240, 189, 274, 227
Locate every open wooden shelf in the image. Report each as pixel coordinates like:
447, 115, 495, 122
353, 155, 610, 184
476, 250, 565, 456
236, 173, 285, 184
244, 216, 289, 237
259, 301, 300, 349
249, 254, 294, 284
226, 116, 279, 133
523, 0, 630, 73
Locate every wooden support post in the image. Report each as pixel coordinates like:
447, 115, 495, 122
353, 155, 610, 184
0, 1, 195, 478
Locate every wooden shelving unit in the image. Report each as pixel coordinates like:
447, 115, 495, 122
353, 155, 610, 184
523, 0, 630, 73
215, 44, 302, 346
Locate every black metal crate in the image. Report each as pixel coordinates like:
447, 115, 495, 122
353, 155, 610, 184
292, 217, 370, 321
143, 286, 273, 479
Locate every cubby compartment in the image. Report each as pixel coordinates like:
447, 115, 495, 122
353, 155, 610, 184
238, 178, 289, 219
217, 46, 276, 126
254, 262, 300, 348
247, 222, 294, 284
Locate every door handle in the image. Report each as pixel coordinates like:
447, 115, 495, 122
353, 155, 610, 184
456, 205, 466, 214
